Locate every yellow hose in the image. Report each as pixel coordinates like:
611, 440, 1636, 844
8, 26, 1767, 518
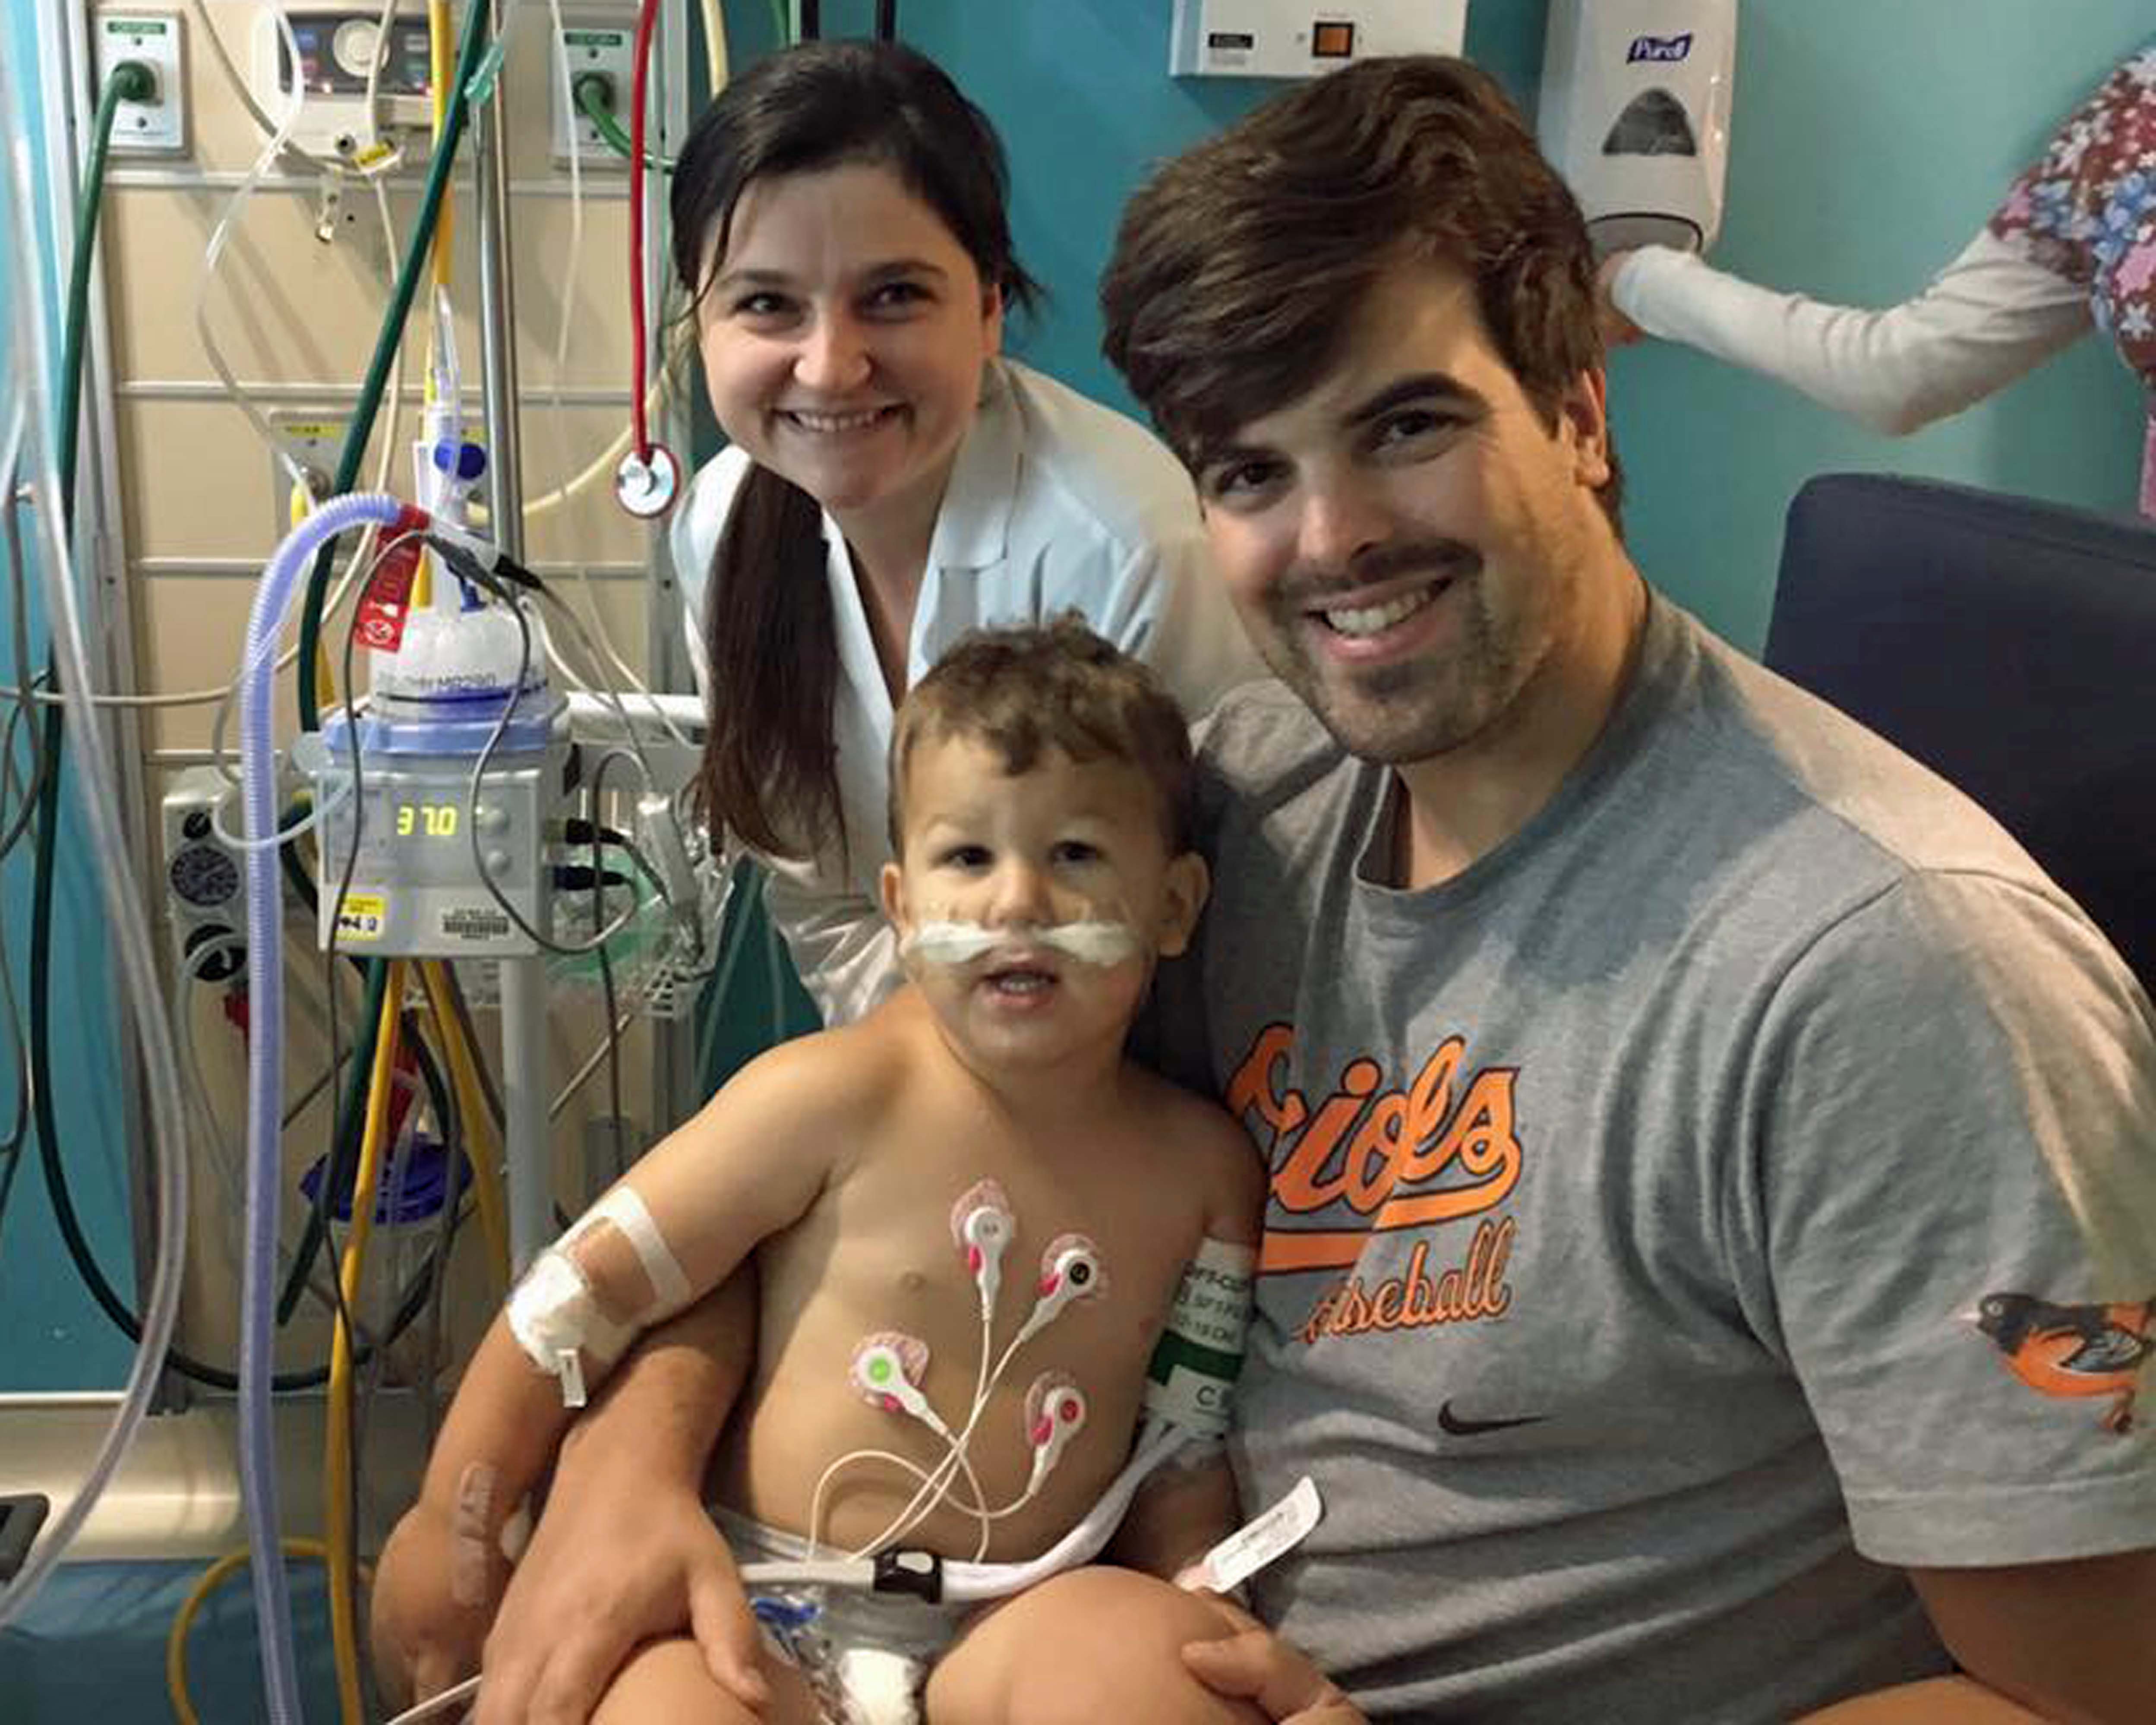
418, 959, 511, 1289
325, 959, 407, 1725
428, 0, 454, 289
166, 1539, 359, 1725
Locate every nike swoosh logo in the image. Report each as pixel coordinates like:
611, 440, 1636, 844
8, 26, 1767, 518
1437, 1401, 1547, 1438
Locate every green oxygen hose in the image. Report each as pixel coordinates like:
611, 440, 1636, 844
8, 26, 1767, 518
25, 62, 155, 1357
574, 72, 672, 171
55, 63, 152, 496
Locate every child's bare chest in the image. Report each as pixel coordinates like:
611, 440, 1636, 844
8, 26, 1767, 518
764, 1102, 1200, 1395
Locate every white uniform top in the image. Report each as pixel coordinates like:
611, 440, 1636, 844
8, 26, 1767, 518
672, 356, 1263, 1027
1610, 231, 2090, 436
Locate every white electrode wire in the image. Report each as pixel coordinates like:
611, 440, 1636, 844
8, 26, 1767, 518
0, 96, 193, 1631
928, 1419, 1195, 1602
812, 1292, 1031, 1562
864, 1276, 1112, 1558
807, 1437, 994, 1562
827, 1291, 1002, 1559
196, 9, 314, 495
814, 1428, 1062, 1553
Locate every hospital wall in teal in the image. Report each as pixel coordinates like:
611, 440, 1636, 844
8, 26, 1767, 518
0, 3, 139, 1393
787, 0, 2151, 653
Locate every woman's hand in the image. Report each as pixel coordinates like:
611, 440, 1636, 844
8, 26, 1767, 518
369, 1488, 506, 1710
1596, 250, 1647, 350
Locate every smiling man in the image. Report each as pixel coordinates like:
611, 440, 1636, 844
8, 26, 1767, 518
1072, 53, 2156, 1725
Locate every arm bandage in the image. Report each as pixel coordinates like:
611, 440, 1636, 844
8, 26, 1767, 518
1143, 1238, 1256, 1439
505, 1186, 696, 1407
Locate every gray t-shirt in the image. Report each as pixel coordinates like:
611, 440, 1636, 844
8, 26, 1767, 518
1158, 595, 2156, 1722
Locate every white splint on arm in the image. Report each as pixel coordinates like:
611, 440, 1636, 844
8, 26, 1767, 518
505, 1185, 695, 1406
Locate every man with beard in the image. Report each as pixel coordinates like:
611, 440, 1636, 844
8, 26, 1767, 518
1014, 50, 2156, 1725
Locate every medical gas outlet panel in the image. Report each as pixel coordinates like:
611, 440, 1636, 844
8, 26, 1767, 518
161, 770, 248, 982
302, 745, 570, 958
253, 6, 436, 159
242, 5, 639, 167
1170, 0, 1467, 78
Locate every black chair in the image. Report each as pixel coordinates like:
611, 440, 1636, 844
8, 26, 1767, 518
1764, 473, 2156, 996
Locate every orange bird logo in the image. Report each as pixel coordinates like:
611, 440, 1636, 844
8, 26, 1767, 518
1972, 1292, 2154, 1434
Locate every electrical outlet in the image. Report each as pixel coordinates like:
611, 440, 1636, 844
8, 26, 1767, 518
551, 19, 635, 168
98, 9, 188, 155
266, 412, 349, 540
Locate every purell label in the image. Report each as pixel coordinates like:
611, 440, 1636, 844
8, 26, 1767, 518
1627, 32, 1694, 63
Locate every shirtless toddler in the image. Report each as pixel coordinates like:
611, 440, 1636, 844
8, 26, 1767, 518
374, 617, 1263, 1724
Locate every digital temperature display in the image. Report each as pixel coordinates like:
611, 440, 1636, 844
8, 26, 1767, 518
395, 803, 460, 840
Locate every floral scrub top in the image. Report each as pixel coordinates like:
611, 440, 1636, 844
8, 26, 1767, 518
1990, 38, 2156, 513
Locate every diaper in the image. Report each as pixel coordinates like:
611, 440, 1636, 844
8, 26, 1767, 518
713, 1508, 975, 1725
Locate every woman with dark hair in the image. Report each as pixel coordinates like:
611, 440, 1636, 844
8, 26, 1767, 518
368, 41, 1264, 1725
668, 38, 1256, 1025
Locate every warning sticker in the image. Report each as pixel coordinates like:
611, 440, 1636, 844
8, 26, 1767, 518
335, 893, 387, 942
439, 905, 515, 945
354, 533, 425, 651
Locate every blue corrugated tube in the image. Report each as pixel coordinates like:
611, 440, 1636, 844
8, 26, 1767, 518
239, 491, 410, 1724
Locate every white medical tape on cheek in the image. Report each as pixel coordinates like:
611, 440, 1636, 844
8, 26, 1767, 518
1040, 920, 1142, 965
1142, 1237, 1256, 1438
902, 918, 1143, 967
902, 920, 1001, 964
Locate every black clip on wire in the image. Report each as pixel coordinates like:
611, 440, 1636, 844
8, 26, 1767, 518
872, 1548, 944, 1602
426, 531, 544, 597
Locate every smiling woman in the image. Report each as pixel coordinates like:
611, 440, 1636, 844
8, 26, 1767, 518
662, 41, 1259, 1029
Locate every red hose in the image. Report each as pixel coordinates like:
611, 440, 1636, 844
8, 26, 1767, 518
628, 0, 662, 460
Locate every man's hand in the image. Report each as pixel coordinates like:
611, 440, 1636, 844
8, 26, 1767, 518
370, 1488, 507, 1709
471, 1425, 766, 1725
1182, 1600, 1365, 1724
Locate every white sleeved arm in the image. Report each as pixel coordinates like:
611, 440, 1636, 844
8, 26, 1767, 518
1610, 231, 2092, 436
1087, 532, 1266, 729
757, 856, 903, 1028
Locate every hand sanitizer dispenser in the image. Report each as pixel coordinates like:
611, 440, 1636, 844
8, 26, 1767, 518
1538, 0, 1737, 255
